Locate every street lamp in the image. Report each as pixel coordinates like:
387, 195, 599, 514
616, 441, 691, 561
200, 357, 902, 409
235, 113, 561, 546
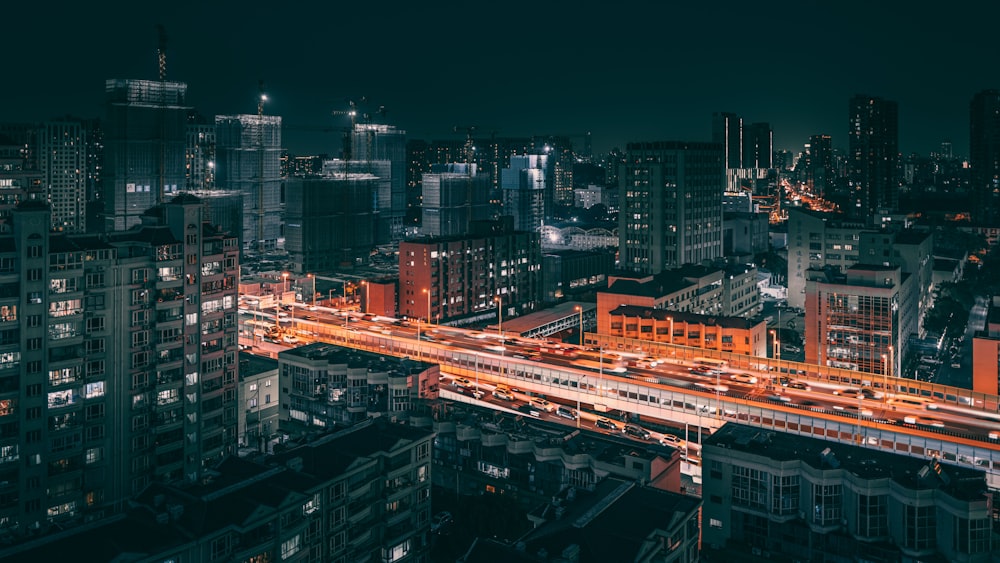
361, 280, 369, 314
495, 296, 505, 357
423, 288, 431, 325
307, 273, 316, 307
281, 272, 289, 302
667, 316, 674, 346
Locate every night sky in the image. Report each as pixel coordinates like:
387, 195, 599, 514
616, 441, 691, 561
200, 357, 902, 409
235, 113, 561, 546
4, 1, 999, 157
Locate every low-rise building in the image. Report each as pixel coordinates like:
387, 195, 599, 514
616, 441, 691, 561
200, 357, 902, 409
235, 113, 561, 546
607, 305, 767, 357
703, 422, 994, 562
596, 265, 725, 334
238, 352, 280, 450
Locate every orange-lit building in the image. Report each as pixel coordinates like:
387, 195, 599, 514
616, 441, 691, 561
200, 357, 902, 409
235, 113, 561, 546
972, 296, 1000, 395
361, 277, 397, 317
606, 305, 767, 357
596, 265, 725, 335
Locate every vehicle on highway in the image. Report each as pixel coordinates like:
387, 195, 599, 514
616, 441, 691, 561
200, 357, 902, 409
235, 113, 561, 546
595, 417, 618, 431
859, 387, 883, 400
529, 397, 555, 412
282, 334, 299, 344
788, 381, 811, 391
492, 386, 515, 401
517, 404, 541, 418
693, 357, 727, 373
624, 424, 651, 440
889, 396, 938, 410
833, 405, 873, 417
556, 406, 579, 420
730, 373, 758, 384
695, 382, 729, 394
659, 434, 682, 447
453, 377, 472, 388
468, 388, 485, 400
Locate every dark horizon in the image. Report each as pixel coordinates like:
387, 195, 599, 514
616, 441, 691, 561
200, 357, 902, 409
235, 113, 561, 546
4, 1, 1000, 157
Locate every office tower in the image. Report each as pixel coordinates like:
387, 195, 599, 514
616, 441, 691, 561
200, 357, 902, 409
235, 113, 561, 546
37, 119, 88, 233
103, 79, 190, 232
713, 112, 743, 169
399, 218, 542, 322
352, 123, 407, 243
501, 154, 550, 232
184, 111, 215, 192
0, 195, 238, 544
743, 122, 773, 169
284, 174, 375, 273
618, 141, 724, 274
848, 95, 899, 221
420, 163, 492, 237
969, 89, 1000, 224
805, 264, 913, 376
214, 113, 282, 253
806, 134, 834, 197
703, 423, 994, 562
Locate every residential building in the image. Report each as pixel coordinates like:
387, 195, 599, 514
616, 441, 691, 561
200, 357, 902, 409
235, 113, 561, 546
238, 352, 279, 450
420, 163, 492, 237
360, 277, 397, 317
37, 119, 87, 233
284, 174, 375, 274
0, 195, 239, 546
0, 134, 44, 231
539, 222, 618, 250
723, 211, 769, 256
103, 79, 190, 232
804, 264, 914, 377
848, 95, 899, 221
501, 154, 550, 232
596, 265, 725, 334
607, 306, 767, 357
1, 419, 435, 563
969, 89, 1000, 225
722, 263, 761, 318
279, 343, 439, 428
804, 133, 834, 197
703, 423, 994, 562
214, 113, 282, 252
541, 248, 615, 303
184, 111, 215, 192
398, 218, 542, 324
787, 207, 867, 310
971, 296, 1000, 395
618, 141, 724, 274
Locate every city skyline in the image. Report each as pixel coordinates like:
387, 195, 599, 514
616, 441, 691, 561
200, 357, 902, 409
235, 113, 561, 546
4, 1, 1000, 157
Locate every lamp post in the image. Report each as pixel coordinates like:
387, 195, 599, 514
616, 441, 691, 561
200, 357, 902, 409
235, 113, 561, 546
424, 288, 431, 325
361, 280, 369, 314
667, 316, 674, 346
494, 296, 505, 357
328, 289, 335, 305
307, 274, 315, 307
281, 272, 289, 303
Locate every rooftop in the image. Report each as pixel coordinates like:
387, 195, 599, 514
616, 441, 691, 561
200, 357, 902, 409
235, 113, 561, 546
610, 305, 760, 330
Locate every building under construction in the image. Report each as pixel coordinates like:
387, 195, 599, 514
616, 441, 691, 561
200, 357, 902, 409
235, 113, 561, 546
103, 79, 190, 232
214, 114, 283, 252
351, 123, 406, 243
284, 173, 375, 273
421, 163, 492, 237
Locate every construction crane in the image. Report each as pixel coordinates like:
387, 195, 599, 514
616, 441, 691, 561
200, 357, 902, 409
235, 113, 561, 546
331, 99, 361, 162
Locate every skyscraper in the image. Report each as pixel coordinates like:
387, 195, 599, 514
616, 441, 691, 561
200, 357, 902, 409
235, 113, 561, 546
618, 141, 724, 274
103, 79, 190, 232
806, 133, 833, 197
214, 113, 282, 252
969, 89, 1000, 224
38, 119, 88, 233
743, 122, 773, 169
848, 95, 899, 221
501, 154, 549, 232
420, 163, 492, 237
352, 123, 407, 242
712, 112, 743, 169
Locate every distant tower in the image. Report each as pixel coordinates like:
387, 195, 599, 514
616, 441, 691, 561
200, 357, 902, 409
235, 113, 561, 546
712, 112, 743, 169
618, 141, 724, 274
421, 163, 492, 237
102, 79, 190, 231
38, 119, 88, 233
352, 123, 407, 243
970, 89, 1000, 224
743, 122, 773, 169
214, 113, 282, 252
807, 134, 833, 197
501, 154, 549, 232
848, 95, 899, 221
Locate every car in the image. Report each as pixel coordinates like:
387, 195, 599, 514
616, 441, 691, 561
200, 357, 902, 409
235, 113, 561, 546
468, 388, 485, 400
529, 397, 555, 412
453, 377, 472, 388
659, 434, 682, 447
556, 406, 579, 420
430, 511, 453, 533
492, 388, 515, 401
950, 362, 961, 369
282, 334, 299, 344
730, 373, 758, 384
624, 424, 651, 440
788, 381, 811, 391
859, 387, 883, 400
517, 404, 541, 418
595, 417, 618, 431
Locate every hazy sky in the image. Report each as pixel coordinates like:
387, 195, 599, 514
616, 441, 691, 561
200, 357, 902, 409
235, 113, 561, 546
4, 1, 999, 157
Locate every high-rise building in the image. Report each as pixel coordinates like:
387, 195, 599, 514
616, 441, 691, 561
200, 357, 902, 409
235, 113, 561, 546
713, 112, 743, 169
618, 141, 724, 274
848, 95, 899, 221
38, 119, 88, 233
969, 89, 1000, 224
214, 113, 282, 252
103, 79, 190, 232
420, 163, 492, 237
805, 134, 834, 197
352, 123, 407, 243
501, 154, 550, 232
284, 174, 375, 273
0, 132, 44, 231
0, 195, 239, 544
743, 122, 773, 169
184, 111, 215, 192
